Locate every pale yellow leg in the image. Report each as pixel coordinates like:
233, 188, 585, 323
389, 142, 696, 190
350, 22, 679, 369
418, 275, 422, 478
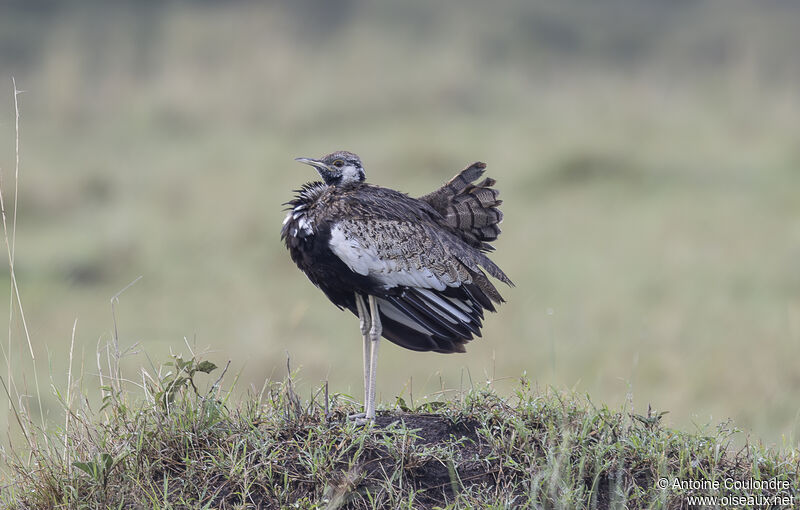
355, 293, 370, 413
365, 295, 382, 420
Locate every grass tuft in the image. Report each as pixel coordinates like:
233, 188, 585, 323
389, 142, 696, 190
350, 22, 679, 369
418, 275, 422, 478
1, 357, 797, 509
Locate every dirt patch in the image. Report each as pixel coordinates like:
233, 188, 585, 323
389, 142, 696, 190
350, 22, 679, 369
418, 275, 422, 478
374, 412, 482, 445
348, 412, 493, 508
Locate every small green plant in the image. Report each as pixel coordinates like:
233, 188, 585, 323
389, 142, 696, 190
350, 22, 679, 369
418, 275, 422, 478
149, 354, 218, 409
72, 452, 115, 489
631, 404, 669, 430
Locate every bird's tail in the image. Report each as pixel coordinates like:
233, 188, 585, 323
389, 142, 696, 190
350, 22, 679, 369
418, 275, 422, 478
420, 162, 504, 251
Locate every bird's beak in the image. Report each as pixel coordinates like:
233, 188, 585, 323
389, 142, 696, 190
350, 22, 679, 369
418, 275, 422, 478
295, 157, 329, 172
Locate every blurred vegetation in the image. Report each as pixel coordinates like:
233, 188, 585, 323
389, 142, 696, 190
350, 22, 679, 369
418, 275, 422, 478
0, 0, 798, 452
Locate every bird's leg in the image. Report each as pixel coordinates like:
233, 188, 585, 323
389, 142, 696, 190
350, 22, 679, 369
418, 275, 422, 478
358, 293, 371, 415
349, 293, 370, 421
365, 295, 382, 420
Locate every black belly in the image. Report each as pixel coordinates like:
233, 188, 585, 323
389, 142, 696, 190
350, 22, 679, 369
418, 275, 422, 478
286, 222, 377, 312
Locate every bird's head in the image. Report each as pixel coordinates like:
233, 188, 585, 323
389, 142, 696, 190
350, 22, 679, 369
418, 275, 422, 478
295, 151, 366, 187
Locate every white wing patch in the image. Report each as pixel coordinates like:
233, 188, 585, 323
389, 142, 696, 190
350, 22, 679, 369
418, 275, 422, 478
329, 223, 450, 290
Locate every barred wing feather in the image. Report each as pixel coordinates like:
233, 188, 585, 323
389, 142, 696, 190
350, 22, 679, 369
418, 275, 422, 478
329, 218, 506, 353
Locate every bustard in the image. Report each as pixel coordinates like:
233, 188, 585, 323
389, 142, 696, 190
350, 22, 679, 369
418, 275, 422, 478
281, 151, 511, 421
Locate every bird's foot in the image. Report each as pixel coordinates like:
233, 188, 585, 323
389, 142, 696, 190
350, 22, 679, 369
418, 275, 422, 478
347, 412, 374, 426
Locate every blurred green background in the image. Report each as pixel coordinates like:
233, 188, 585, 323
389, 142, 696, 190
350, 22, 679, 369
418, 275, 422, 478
0, 0, 799, 446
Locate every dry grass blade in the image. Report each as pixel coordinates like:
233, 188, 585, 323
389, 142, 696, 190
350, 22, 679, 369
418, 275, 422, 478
0, 78, 46, 444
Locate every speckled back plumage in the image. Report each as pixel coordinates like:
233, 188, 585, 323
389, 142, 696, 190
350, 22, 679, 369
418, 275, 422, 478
282, 161, 511, 354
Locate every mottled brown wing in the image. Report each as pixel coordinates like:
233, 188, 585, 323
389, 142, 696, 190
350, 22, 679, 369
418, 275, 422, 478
329, 217, 508, 353
419, 162, 504, 251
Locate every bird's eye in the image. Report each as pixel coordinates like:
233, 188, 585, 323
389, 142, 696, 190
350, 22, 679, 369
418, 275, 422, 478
333, 160, 344, 168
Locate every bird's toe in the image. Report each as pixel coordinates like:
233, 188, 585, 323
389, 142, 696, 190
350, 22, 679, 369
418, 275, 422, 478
347, 412, 376, 426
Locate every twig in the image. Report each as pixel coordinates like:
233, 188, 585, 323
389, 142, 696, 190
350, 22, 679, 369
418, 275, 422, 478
0, 78, 46, 440
324, 380, 329, 420
211, 360, 231, 392
109, 275, 143, 394
0, 78, 33, 359
0, 376, 31, 449
110, 275, 143, 354
65, 318, 77, 469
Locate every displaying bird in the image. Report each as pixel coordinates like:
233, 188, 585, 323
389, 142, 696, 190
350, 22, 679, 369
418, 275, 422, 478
281, 151, 511, 421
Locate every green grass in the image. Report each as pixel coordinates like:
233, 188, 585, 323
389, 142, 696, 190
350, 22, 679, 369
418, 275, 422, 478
1, 354, 798, 509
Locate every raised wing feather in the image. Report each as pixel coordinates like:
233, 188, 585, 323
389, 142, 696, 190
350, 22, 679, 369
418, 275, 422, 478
419, 162, 504, 251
